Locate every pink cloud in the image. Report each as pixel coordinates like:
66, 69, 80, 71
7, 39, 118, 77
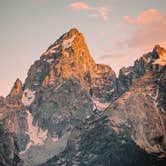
89, 13, 99, 18
123, 9, 166, 48
124, 9, 164, 25
100, 31, 106, 37
68, 2, 91, 10
97, 6, 110, 20
68, 2, 111, 20
123, 16, 134, 24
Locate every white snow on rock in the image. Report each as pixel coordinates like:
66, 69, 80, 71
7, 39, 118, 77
22, 89, 36, 106
124, 71, 130, 76
62, 35, 76, 49
44, 44, 60, 56
52, 136, 59, 143
20, 110, 48, 154
46, 58, 54, 63
93, 100, 109, 110
110, 88, 115, 93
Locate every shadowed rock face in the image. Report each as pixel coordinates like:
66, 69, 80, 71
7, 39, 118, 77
0, 124, 22, 166
41, 115, 166, 166
0, 29, 166, 165
92, 64, 118, 102
107, 71, 166, 156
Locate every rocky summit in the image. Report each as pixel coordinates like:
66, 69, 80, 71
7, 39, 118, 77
0, 28, 166, 166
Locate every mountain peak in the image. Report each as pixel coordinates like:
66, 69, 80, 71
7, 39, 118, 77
41, 28, 85, 58
153, 44, 166, 57
68, 28, 80, 35
25, 28, 96, 89
152, 45, 166, 67
8, 78, 22, 97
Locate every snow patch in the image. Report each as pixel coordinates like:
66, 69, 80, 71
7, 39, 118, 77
20, 110, 48, 154
52, 136, 59, 143
52, 44, 60, 50
86, 115, 90, 119
93, 100, 109, 110
44, 44, 60, 56
62, 35, 76, 49
111, 126, 120, 134
46, 59, 54, 63
123, 71, 130, 76
22, 89, 35, 106
110, 88, 115, 93
19, 142, 32, 155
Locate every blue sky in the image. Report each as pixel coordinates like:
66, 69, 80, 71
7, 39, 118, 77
0, 0, 166, 96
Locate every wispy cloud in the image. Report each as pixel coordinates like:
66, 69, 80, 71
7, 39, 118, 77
123, 9, 166, 48
68, 2, 111, 20
68, 2, 91, 10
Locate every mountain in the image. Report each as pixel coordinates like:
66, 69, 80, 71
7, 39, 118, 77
0, 28, 166, 166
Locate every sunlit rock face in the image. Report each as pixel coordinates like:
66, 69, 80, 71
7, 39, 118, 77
0, 29, 166, 165
25, 28, 96, 91
8, 79, 23, 98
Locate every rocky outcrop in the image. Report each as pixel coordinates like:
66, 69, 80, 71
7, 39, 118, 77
118, 45, 166, 95
92, 64, 118, 103
107, 71, 166, 156
8, 79, 23, 98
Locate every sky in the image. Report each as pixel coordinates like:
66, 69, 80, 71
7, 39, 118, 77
0, 0, 166, 96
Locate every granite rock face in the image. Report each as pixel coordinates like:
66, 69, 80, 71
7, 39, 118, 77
0, 124, 22, 166
0, 29, 166, 166
92, 64, 118, 102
